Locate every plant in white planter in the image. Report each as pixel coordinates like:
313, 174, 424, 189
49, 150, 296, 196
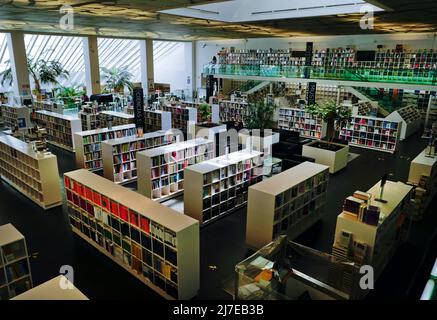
303, 100, 351, 173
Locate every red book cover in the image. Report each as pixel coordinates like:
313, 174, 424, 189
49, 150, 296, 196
93, 191, 101, 206
75, 182, 84, 196
66, 190, 72, 202
119, 205, 129, 222
111, 200, 119, 216
130, 210, 139, 227
101, 196, 110, 212
140, 217, 150, 234
85, 187, 93, 201
64, 176, 70, 189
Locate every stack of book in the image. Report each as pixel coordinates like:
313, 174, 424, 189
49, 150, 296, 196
343, 196, 366, 220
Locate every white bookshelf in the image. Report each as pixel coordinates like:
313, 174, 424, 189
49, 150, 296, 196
340, 115, 401, 153
0, 136, 62, 209
144, 110, 172, 132
35, 110, 82, 151
162, 104, 197, 134
278, 107, 327, 139
0, 104, 32, 130
137, 138, 214, 202
0, 224, 33, 300
385, 105, 422, 140
102, 131, 176, 185
33, 100, 63, 114
99, 111, 134, 128
12, 275, 88, 300
73, 124, 137, 171
180, 101, 220, 124
219, 100, 248, 127
64, 169, 200, 299
184, 150, 263, 226
332, 181, 413, 283
246, 162, 330, 249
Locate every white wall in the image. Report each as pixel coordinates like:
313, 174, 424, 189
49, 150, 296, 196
195, 32, 437, 90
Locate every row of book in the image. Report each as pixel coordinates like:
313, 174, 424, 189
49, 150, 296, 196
350, 118, 399, 129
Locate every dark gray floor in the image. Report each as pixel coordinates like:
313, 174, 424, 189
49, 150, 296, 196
0, 129, 435, 300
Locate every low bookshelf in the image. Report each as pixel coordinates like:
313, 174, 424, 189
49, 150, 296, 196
73, 124, 137, 171
0, 136, 62, 209
277, 107, 327, 139
99, 111, 134, 128
64, 169, 200, 299
246, 162, 329, 250
34, 110, 82, 151
144, 110, 172, 132
102, 131, 176, 185
137, 138, 214, 202
79, 103, 103, 131
0, 105, 32, 130
184, 150, 263, 226
180, 101, 220, 124
340, 115, 401, 153
0, 224, 33, 300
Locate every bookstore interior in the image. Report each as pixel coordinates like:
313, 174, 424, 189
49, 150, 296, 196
1, 0, 437, 303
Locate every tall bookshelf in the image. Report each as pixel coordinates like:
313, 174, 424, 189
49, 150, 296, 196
162, 104, 197, 134
0, 105, 32, 130
34, 110, 82, 151
137, 138, 214, 202
385, 105, 422, 140
332, 181, 412, 283
73, 124, 137, 171
0, 224, 33, 300
278, 107, 327, 139
0, 136, 62, 209
64, 169, 199, 299
219, 100, 248, 126
184, 150, 263, 226
246, 162, 329, 249
144, 110, 172, 132
340, 116, 401, 153
99, 111, 134, 128
102, 131, 176, 185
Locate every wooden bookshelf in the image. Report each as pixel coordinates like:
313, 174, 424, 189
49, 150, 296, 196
34, 110, 82, 151
246, 162, 329, 249
386, 105, 422, 140
102, 131, 176, 185
144, 110, 172, 132
184, 150, 263, 226
332, 181, 413, 284
278, 107, 327, 139
340, 115, 401, 153
162, 104, 197, 134
73, 124, 137, 171
64, 169, 200, 300
137, 138, 214, 202
219, 100, 248, 126
0, 224, 33, 300
0, 136, 62, 209
0, 104, 32, 130
12, 275, 88, 300
99, 111, 134, 128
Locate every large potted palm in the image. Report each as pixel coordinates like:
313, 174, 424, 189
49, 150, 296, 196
55, 85, 85, 109
302, 99, 351, 174
0, 57, 69, 96
101, 66, 133, 93
240, 100, 280, 153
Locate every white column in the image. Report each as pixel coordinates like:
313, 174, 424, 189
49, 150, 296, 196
7, 31, 31, 98
140, 39, 154, 96
184, 41, 196, 99
83, 36, 101, 97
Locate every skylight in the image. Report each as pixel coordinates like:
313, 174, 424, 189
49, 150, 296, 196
160, 0, 385, 23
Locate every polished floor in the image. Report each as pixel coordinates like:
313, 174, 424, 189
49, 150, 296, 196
0, 128, 435, 300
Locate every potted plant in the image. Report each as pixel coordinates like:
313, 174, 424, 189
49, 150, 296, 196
0, 55, 69, 95
302, 99, 351, 174
101, 66, 133, 93
198, 103, 212, 124
194, 102, 226, 154
55, 85, 85, 109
